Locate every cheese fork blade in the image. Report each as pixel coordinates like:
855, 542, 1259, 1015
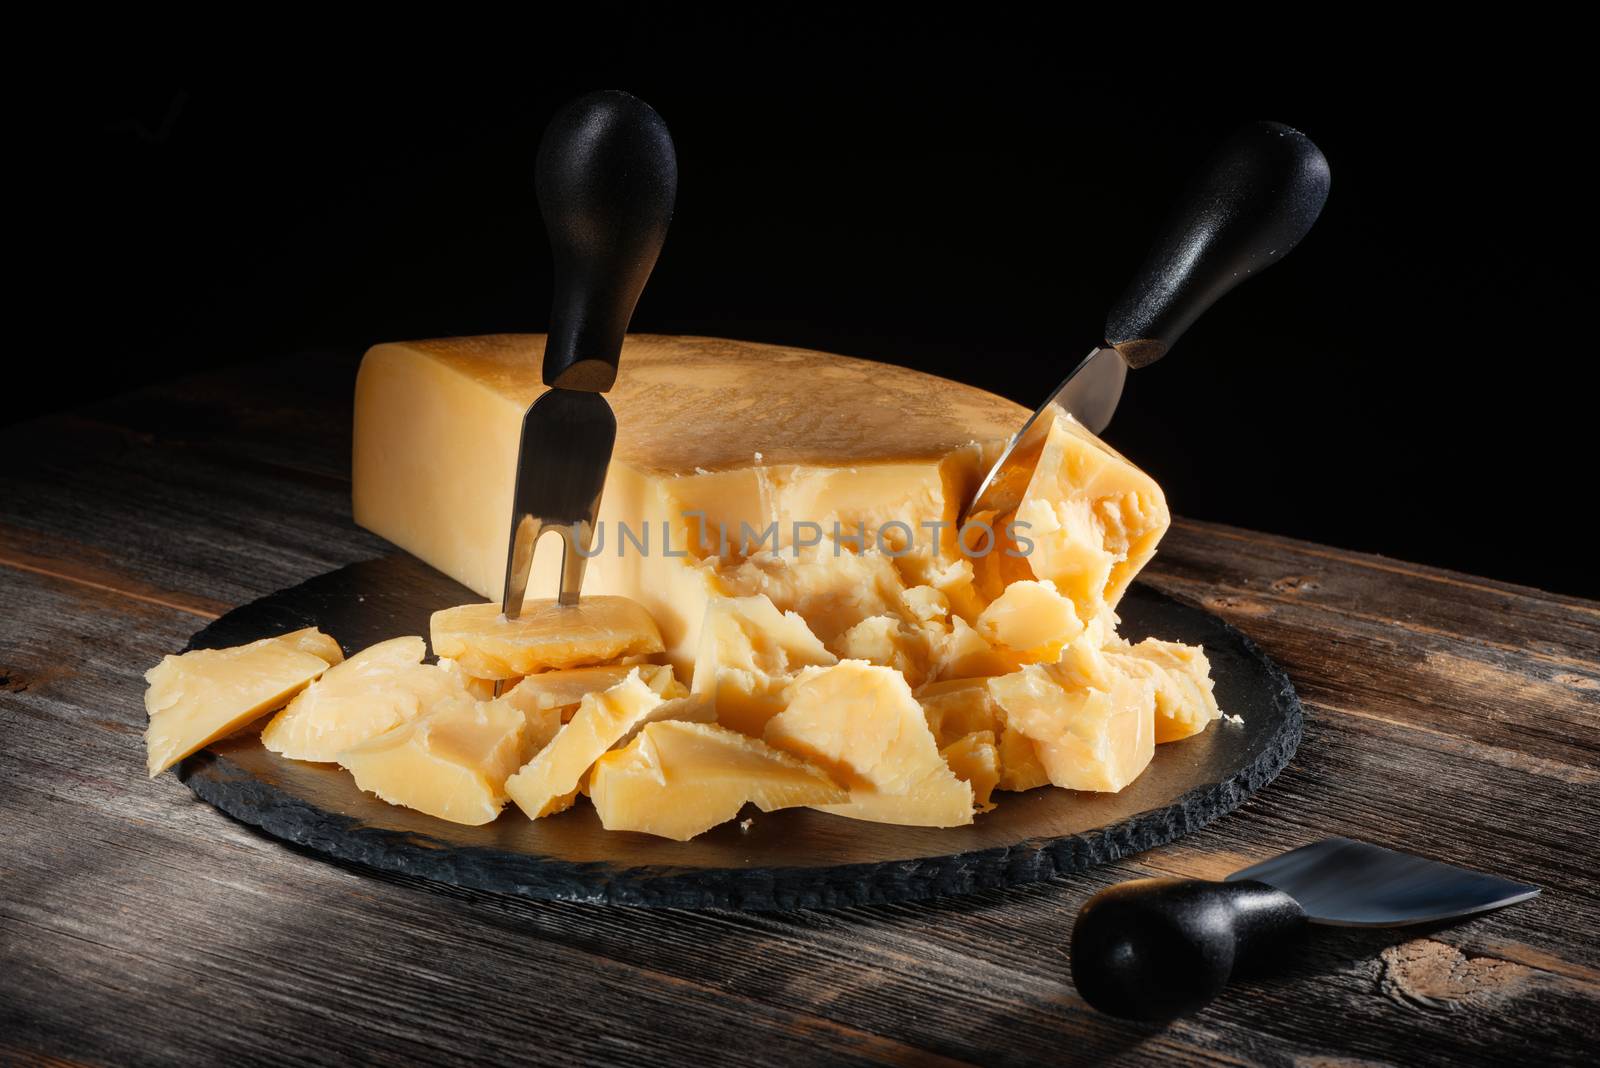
965, 345, 1126, 517
964, 121, 1331, 522
501, 388, 617, 616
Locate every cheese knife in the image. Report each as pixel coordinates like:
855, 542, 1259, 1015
501, 90, 677, 619
965, 121, 1331, 520
1071, 838, 1541, 1021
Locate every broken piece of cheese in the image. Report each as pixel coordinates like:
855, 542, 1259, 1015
338, 692, 527, 825
766, 661, 974, 827
504, 668, 699, 819
430, 597, 664, 681
144, 627, 343, 776
1114, 638, 1223, 743
917, 676, 1049, 793
987, 637, 1157, 793
353, 335, 1026, 668
1010, 411, 1170, 622
590, 721, 846, 840
974, 578, 1084, 661
691, 595, 836, 735
261, 636, 465, 762
500, 662, 673, 721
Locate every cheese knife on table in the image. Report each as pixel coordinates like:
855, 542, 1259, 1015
966, 121, 1332, 520
1071, 838, 1541, 1021
501, 90, 677, 621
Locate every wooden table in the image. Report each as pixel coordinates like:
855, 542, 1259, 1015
3, 352, 1596, 1067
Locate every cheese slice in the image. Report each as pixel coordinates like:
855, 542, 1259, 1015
504, 668, 701, 819
261, 636, 466, 762
430, 597, 664, 680
766, 661, 974, 827
690, 595, 836, 735
590, 721, 847, 840
353, 335, 1025, 668
987, 636, 1158, 793
144, 627, 343, 776
338, 692, 526, 825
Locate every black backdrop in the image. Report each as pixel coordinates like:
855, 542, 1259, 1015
38, 41, 1597, 598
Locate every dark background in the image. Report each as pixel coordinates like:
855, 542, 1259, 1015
36, 38, 1597, 598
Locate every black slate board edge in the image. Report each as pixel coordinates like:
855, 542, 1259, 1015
176, 565, 1303, 911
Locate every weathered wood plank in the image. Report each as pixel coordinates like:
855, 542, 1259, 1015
3, 561, 1596, 1066
3, 356, 1598, 1066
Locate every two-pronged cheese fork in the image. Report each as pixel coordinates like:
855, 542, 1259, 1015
500, 90, 677, 622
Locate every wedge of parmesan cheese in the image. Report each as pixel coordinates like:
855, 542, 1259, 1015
144, 627, 343, 776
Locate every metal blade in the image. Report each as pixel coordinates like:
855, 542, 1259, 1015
964, 346, 1128, 520
501, 388, 617, 618
1228, 838, 1540, 928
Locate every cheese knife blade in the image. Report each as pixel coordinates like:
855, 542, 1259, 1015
501, 90, 676, 619
1071, 838, 1540, 1021
965, 122, 1331, 521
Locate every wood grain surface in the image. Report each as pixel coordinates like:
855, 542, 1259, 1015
3, 351, 1597, 1066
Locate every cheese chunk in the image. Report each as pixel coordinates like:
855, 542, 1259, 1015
940, 731, 1001, 812
996, 724, 1052, 792
1114, 638, 1223, 743
338, 693, 526, 825
917, 677, 1051, 793
1010, 411, 1170, 622
590, 721, 847, 840
353, 335, 1025, 667
975, 578, 1084, 660
261, 636, 465, 762
499, 663, 675, 723
691, 595, 836, 735
766, 661, 974, 827
987, 638, 1157, 793
505, 669, 700, 819
430, 598, 664, 680
144, 628, 343, 776
918, 677, 1001, 747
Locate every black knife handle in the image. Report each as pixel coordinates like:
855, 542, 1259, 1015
1104, 121, 1330, 369
1070, 877, 1307, 1021
537, 90, 677, 392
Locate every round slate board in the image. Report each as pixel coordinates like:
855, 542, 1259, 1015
178, 553, 1302, 909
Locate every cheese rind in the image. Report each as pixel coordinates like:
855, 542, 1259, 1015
430, 598, 664, 680
338, 693, 527, 825
261, 636, 465, 762
144, 627, 343, 777
590, 721, 847, 840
